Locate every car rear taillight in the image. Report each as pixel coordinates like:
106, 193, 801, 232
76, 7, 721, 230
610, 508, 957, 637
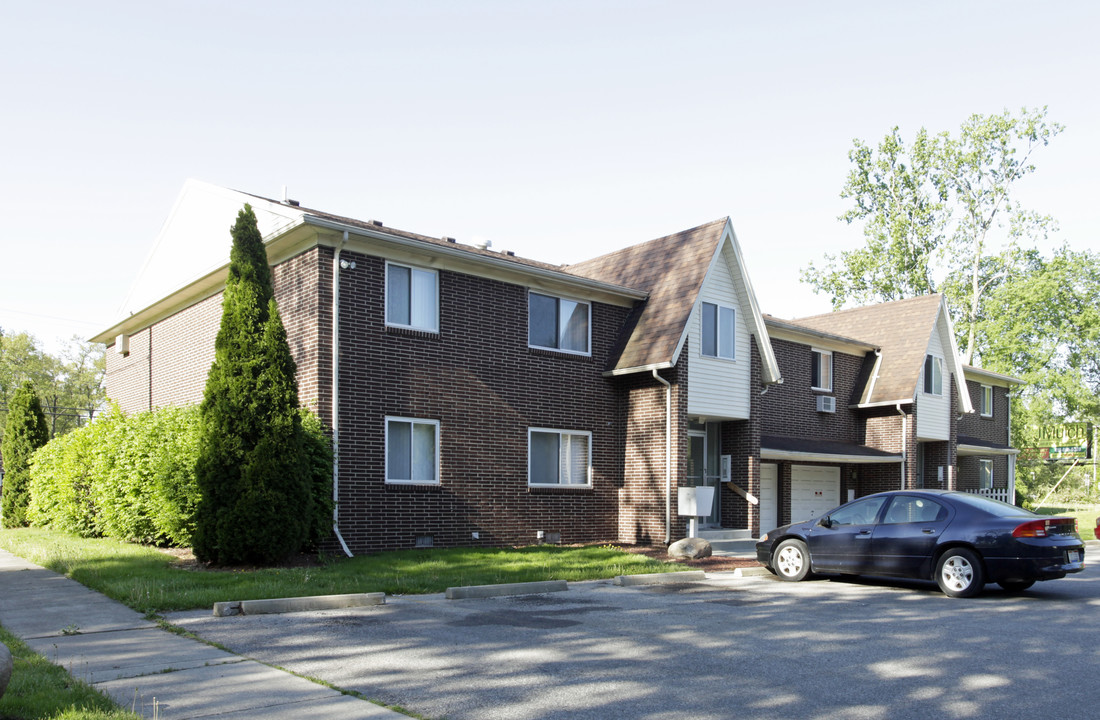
1013, 518, 1078, 538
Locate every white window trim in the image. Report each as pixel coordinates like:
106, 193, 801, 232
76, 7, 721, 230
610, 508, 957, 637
979, 458, 993, 489
528, 427, 593, 487
700, 301, 737, 361
980, 384, 993, 417
385, 416, 441, 486
385, 261, 440, 333
923, 354, 944, 397
527, 291, 592, 356
811, 348, 833, 392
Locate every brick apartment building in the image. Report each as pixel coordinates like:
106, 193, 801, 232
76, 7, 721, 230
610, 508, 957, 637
92, 181, 1021, 554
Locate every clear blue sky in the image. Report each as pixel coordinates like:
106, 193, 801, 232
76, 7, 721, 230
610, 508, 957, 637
2, 1, 1097, 353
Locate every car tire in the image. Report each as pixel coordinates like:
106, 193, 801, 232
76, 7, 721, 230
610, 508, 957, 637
773, 539, 811, 582
935, 548, 984, 598
997, 580, 1035, 593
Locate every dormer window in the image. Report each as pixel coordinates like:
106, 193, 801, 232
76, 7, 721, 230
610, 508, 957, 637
811, 349, 832, 391
923, 354, 943, 396
701, 302, 735, 360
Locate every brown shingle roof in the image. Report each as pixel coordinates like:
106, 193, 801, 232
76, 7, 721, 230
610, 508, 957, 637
565, 218, 729, 372
785, 294, 945, 404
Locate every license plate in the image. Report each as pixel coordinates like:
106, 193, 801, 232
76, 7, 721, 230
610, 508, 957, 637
1067, 550, 1082, 564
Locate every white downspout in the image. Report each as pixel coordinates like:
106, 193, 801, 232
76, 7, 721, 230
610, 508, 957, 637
652, 368, 672, 545
896, 403, 907, 491
331, 232, 353, 557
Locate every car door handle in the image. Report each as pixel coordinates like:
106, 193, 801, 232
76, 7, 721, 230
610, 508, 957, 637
922, 528, 936, 534
858, 530, 871, 537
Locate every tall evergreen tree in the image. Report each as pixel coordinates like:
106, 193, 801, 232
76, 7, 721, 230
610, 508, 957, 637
192, 204, 312, 565
2, 381, 49, 527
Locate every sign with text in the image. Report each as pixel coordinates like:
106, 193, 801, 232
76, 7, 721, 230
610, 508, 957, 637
1022, 422, 1092, 460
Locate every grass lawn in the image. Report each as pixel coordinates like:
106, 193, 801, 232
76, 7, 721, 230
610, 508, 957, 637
0, 625, 141, 720
1034, 504, 1100, 538
0, 528, 680, 614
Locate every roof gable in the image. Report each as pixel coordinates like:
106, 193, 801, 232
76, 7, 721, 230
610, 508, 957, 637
565, 219, 779, 382
786, 294, 969, 410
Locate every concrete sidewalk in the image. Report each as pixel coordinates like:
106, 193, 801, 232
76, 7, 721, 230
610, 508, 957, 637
0, 549, 403, 719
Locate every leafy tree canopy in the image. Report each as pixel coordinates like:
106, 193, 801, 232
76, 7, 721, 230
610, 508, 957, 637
802, 107, 1063, 365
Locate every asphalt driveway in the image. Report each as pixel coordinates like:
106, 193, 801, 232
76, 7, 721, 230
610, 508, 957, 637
167, 571, 1100, 720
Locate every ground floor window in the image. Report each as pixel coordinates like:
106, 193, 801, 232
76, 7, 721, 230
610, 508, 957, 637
529, 428, 591, 486
979, 459, 993, 489
386, 417, 439, 485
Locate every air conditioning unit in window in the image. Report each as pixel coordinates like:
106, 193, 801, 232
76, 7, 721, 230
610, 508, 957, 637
816, 395, 836, 413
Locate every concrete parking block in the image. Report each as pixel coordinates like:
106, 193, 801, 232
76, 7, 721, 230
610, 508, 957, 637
213, 592, 386, 617
445, 580, 568, 599
614, 570, 706, 586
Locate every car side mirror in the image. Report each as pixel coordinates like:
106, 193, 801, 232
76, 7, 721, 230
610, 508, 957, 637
818, 516, 832, 528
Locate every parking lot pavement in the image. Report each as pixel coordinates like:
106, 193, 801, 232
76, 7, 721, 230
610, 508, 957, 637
167, 569, 1100, 720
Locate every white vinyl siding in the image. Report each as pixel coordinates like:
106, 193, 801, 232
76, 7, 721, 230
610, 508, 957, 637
688, 244, 751, 419
385, 417, 440, 485
528, 428, 592, 486
916, 321, 950, 441
386, 263, 439, 332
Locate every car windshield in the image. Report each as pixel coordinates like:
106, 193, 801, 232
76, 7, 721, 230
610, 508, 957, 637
948, 492, 1035, 517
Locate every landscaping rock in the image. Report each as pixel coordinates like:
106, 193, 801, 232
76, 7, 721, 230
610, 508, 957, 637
667, 537, 713, 559
0, 641, 12, 699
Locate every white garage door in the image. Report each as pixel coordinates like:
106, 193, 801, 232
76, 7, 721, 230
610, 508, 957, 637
791, 465, 840, 522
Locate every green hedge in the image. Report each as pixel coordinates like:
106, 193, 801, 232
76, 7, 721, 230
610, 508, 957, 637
27, 405, 332, 549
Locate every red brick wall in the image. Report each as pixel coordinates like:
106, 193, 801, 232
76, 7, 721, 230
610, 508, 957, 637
331, 250, 633, 552
104, 247, 330, 417
761, 339, 865, 442
617, 361, 686, 545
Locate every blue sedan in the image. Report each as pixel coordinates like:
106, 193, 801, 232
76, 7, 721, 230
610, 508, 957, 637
756, 490, 1085, 597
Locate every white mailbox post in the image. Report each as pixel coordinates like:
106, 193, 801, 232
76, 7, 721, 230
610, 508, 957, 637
677, 486, 715, 538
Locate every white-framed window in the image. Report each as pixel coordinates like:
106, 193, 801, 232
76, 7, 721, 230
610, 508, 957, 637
528, 428, 592, 486
923, 354, 943, 396
386, 262, 439, 332
980, 384, 993, 417
385, 417, 440, 485
979, 459, 993, 489
528, 292, 590, 355
811, 348, 833, 391
701, 301, 736, 360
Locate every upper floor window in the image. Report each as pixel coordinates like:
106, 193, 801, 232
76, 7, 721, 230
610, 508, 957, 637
386, 263, 438, 332
980, 384, 993, 417
529, 292, 590, 355
923, 354, 943, 396
529, 428, 592, 486
385, 416, 440, 485
701, 302, 735, 360
811, 349, 833, 391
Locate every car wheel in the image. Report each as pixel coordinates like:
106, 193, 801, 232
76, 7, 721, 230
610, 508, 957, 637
773, 539, 810, 582
935, 548, 984, 598
997, 580, 1035, 593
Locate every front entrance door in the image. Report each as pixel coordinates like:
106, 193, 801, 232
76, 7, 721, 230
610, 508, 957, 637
687, 425, 721, 526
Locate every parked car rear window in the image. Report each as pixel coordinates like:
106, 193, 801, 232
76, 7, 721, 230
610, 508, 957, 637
948, 492, 1034, 517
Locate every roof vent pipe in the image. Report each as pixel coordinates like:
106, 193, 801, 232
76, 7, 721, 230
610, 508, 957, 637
473, 237, 492, 251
